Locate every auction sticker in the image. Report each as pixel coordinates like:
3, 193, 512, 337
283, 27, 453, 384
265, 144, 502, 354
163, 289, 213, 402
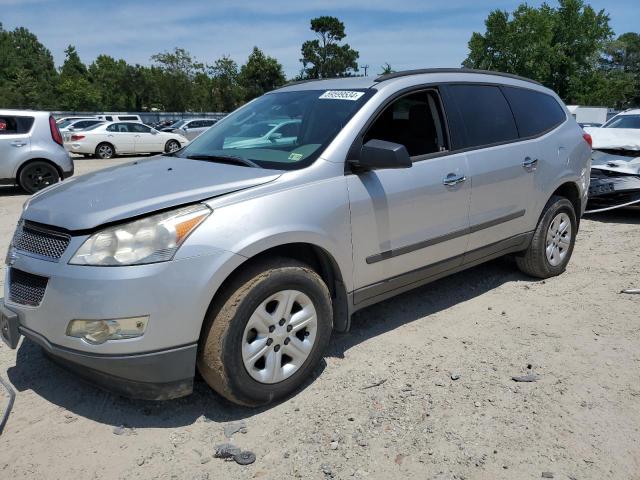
319, 90, 365, 101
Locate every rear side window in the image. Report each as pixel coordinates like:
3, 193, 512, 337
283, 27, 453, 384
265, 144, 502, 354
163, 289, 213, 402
0, 116, 34, 134
448, 84, 518, 148
118, 116, 139, 121
502, 87, 566, 137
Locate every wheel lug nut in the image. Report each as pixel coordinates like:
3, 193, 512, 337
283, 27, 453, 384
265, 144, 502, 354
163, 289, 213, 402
278, 318, 286, 326
266, 338, 273, 346
286, 325, 292, 332
284, 338, 290, 345
274, 344, 280, 352
269, 325, 275, 333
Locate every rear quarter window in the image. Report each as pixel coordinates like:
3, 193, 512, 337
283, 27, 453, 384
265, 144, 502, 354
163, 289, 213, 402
502, 87, 566, 137
448, 84, 519, 148
0, 116, 34, 134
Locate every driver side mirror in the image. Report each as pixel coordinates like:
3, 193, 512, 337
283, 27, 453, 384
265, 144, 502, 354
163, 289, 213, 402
350, 139, 412, 171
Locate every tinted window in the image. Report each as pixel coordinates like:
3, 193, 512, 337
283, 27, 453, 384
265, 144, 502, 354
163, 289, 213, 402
364, 90, 448, 157
118, 116, 139, 121
449, 84, 518, 148
603, 114, 640, 129
129, 123, 151, 133
502, 87, 566, 137
107, 123, 130, 133
203, 120, 216, 126
0, 116, 34, 134
105, 116, 113, 121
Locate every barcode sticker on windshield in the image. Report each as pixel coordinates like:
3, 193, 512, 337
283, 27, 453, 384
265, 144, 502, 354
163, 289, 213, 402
319, 90, 365, 101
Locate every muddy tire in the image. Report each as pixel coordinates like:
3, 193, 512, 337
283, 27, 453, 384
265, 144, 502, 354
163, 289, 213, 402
516, 195, 577, 278
197, 258, 332, 406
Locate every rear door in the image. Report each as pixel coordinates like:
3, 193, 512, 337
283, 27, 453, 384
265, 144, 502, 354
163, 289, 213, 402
442, 84, 537, 252
106, 123, 136, 153
130, 123, 164, 153
0, 115, 33, 179
348, 88, 471, 302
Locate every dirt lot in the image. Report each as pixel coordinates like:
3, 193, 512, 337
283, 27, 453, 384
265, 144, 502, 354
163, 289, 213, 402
0, 157, 639, 480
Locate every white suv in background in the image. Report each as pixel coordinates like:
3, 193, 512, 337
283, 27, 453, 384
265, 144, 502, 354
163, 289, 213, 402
0, 110, 73, 193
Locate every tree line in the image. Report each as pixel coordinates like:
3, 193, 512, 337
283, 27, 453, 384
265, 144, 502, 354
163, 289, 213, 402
1, 1, 638, 112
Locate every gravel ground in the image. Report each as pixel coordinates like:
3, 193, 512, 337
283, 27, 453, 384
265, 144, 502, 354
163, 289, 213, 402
0, 156, 639, 480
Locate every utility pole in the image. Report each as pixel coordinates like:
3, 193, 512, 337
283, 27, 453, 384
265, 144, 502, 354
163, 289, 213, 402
361, 64, 369, 76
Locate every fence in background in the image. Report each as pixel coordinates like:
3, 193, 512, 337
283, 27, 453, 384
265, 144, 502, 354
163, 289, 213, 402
52, 111, 227, 124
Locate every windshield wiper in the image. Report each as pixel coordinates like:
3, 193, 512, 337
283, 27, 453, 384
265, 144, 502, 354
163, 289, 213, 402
185, 154, 260, 168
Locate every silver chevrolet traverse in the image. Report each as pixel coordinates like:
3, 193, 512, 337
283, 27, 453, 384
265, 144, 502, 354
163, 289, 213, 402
1, 69, 591, 405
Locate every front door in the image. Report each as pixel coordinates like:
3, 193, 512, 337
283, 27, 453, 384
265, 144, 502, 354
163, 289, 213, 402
348, 89, 471, 304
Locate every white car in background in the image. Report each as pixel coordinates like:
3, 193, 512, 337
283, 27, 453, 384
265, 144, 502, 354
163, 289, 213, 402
65, 121, 189, 159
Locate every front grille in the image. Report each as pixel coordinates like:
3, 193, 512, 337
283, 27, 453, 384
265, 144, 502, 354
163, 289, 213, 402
12, 221, 70, 261
8, 268, 48, 306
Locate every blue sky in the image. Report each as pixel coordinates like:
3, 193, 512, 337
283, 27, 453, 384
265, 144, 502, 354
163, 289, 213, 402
1, 0, 638, 78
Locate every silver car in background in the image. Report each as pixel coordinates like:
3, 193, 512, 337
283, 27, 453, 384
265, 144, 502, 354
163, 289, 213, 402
167, 118, 218, 140
1, 69, 590, 405
0, 109, 73, 193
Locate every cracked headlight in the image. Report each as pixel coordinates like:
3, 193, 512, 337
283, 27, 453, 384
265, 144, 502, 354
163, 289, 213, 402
69, 204, 211, 266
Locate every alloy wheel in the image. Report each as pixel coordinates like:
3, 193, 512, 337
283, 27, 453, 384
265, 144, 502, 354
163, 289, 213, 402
545, 212, 572, 267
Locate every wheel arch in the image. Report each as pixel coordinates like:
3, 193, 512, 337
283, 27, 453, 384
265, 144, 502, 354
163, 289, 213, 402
204, 241, 351, 335
549, 181, 582, 226
15, 158, 64, 184
95, 141, 116, 156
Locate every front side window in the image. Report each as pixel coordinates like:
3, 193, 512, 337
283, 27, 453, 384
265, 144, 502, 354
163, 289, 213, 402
603, 114, 640, 129
363, 90, 448, 157
107, 123, 130, 133
448, 84, 519, 148
502, 86, 566, 137
176, 89, 373, 170
129, 123, 151, 133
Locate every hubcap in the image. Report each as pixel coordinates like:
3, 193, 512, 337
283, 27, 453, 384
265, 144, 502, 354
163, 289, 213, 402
99, 145, 112, 158
242, 290, 317, 384
168, 141, 179, 152
545, 212, 571, 267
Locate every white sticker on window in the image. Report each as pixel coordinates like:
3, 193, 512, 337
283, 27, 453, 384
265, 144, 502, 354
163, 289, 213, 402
319, 90, 365, 101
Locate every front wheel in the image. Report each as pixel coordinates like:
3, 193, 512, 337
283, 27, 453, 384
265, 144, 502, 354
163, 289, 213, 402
165, 140, 181, 153
516, 195, 577, 278
198, 258, 332, 406
18, 161, 60, 194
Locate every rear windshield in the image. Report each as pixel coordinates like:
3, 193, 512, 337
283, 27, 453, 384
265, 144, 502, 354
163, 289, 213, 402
175, 89, 373, 170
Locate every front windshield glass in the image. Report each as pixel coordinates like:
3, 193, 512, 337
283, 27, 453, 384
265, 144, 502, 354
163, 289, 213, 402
603, 114, 640, 129
175, 89, 373, 170
170, 120, 187, 129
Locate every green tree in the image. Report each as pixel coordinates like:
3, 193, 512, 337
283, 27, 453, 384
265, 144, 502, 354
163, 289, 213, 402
151, 47, 203, 111
57, 45, 99, 110
0, 24, 58, 108
463, 0, 612, 102
88, 55, 131, 110
602, 32, 640, 106
239, 46, 286, 101
300, 16, 359, 78
210, 56, 242, 112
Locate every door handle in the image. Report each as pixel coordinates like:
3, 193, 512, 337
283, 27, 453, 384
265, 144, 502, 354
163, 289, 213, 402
11, 141, 27, 147
523, 157, 539, 171
443, 173, 467, 186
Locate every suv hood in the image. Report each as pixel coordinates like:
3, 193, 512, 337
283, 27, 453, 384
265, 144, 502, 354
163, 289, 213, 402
23, 156, 281, 231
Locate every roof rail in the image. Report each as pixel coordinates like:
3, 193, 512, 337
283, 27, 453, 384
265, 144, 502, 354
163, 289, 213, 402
374, 68, 542, 86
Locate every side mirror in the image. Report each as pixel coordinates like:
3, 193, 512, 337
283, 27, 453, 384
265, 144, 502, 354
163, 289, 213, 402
151, 129, 158, 135
350, 139, 412, 171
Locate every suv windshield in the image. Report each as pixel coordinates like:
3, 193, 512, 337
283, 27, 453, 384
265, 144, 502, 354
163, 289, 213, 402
603, 114, 640, 129
175, 89, 373, 170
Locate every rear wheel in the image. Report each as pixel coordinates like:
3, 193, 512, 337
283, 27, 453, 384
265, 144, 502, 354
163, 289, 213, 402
198, 258, 332, 406
95, 143, 114, 159
18, 161, 60, 194
165, 140, 180, 153
516, 195, 577, 278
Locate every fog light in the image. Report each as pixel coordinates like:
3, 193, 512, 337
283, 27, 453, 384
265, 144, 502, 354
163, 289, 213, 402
66, 316, 149, 345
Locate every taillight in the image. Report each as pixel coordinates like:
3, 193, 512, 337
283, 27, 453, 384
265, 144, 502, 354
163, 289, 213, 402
49, 116, 63, 146
583, 133, 592, 148
71, 134, 85, 141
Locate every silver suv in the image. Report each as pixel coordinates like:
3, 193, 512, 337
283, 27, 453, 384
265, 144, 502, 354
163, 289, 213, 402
0, 110, 73, 193
1, 70, 591, 405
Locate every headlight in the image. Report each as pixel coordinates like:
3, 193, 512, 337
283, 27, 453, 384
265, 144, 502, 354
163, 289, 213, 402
69, 204, 211, 266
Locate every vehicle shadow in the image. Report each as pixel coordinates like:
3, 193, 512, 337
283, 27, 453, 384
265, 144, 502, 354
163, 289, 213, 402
7, 258, 529, 429
584, 208, 640, 225
0, 186, 26, 197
